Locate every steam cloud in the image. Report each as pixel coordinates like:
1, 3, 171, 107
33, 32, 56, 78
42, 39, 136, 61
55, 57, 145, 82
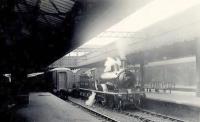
85, 92, 96, 106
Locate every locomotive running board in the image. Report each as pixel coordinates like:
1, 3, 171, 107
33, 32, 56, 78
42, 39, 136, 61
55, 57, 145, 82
79, 88, 144, 95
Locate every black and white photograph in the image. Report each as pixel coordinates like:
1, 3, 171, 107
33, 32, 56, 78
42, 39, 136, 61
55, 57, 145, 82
0, 0, 200, 121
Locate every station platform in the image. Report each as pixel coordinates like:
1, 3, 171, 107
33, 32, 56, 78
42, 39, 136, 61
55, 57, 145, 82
145, 91, 200, 108
13, 92, 101, 122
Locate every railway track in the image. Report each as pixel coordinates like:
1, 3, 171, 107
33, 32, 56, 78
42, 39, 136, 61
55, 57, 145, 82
119, 111, 155, 122
68, 97, 188, 122
69, 99, 120, 122
119, 109, 186, 122
136, 108, 185, 122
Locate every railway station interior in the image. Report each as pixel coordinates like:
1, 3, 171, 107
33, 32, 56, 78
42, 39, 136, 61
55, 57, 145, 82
0, 0, 200, 122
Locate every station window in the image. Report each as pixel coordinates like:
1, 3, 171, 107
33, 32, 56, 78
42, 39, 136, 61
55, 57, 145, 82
65, 51, 88, 57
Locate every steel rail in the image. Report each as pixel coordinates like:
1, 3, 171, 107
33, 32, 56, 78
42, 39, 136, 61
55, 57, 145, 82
119, 111, 156, 122
136, 107, 185, 122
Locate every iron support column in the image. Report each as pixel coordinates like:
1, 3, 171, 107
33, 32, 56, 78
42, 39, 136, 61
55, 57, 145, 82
196, 40, 200, 96
140, 62, 145, 91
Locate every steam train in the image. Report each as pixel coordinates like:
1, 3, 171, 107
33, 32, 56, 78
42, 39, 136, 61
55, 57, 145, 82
27, 58, 145, 109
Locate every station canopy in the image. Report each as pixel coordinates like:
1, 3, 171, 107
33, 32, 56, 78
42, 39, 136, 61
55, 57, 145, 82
0, 0, 153, 74
68, 0, 200, 58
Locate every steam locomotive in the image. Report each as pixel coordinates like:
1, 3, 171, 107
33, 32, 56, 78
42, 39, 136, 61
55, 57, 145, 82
79, 58, 146, 109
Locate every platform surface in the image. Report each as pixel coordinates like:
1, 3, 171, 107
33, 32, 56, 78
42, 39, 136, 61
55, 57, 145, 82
15, 92, 101, 122
146, 91, 200, 108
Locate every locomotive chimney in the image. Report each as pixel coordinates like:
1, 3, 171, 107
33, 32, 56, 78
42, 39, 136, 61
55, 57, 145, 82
121, 58, 127, 69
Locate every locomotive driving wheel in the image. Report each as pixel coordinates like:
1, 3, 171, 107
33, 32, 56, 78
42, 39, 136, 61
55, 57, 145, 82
106, 95, 114, 108
117, 99, 123, 110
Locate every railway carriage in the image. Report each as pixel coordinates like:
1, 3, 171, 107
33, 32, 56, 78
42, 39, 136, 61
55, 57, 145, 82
45, 68, 74, 99
47, 68, 74, 92
28, 68, 80, 98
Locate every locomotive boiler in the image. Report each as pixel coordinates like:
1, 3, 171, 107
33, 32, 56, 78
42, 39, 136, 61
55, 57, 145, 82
100, 68, 137, 90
